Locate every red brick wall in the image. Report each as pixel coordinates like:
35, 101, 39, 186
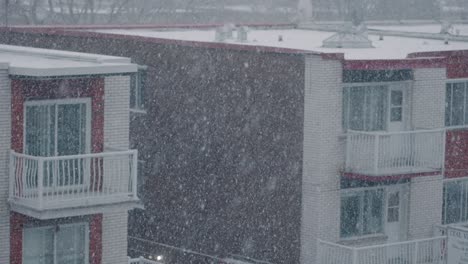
445, 130, 468, 178
10, 213, 103, 264
9, 77, 105, 264
10, 78, 104, 153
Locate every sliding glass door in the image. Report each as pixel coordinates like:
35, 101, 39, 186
23, 223, 88, 264
24, 99, 91, 188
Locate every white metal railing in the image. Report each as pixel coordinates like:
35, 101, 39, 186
9, 150, 138, 210
345, 128, 446, 176
128, 256, 163, 264
317, 240, 355, 264
318, 236, 447, 264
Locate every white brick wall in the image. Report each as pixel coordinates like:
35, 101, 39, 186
104, 75, 131, 150
102, 211, 129, 264
412, 68, 446, 129
0, 69, 11, 264
102, 75, 131, 264
408, 175, 444, 239
301, 55, 343, 264
408, 68, 446, 240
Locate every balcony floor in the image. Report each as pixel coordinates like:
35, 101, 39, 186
9, 190, 141, 219
344, 166, 442, 181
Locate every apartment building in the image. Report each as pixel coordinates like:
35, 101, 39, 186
4, 23, 468, 264
0, 44, 140, 264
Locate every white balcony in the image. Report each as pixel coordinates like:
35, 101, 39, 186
345, 129, 446, 177
318, 236, 446, 264
9, 150, 140, 219
128, 257, 163, 264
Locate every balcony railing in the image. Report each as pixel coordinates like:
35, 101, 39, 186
9, 150, 138, 217
345, 129, 446, 176
128, 257, 163, 264
318, 236, 447, 264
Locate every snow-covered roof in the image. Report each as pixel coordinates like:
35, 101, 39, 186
87, 27, 468, 60
0, 44, 137, 77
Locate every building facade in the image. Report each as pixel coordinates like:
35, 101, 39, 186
4, 24, 468, 264
0, 44, 139, 264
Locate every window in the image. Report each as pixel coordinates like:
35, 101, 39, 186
390, 90, 403, 122
387, 192, 399, 222
25, 99, 90, 157
23, 223, 88, 264
137, 160, 146, 196
130, 66, 148, 111
343, 86, 387, 131
443, 179, 468, 224
340, 189, 384, 238
446, 82, 468, 126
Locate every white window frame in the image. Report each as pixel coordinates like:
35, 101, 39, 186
446, 79, 468, 127
22, 222, 89, 264
130, 65, 148, 113
343, 81, 412, 132
23, 98, 92, 156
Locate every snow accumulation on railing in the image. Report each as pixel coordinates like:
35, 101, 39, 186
318, 236, 447, 264
128, 256, 163, 264
343, 126, 468, 176
9, 150, 139, 211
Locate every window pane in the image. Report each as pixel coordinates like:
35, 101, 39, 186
363, 190, 384, 235
130, 69, 147, 110
25, 105, 55, 157
56, 225, 87, 264
391, 108, 402, 122
130, 74, 137, 109
343, 89, 349, 130
57, 103, 86, 156
443, 182, 462, 224
446, 83, 452, 126
388, 192, 399, 207
451, 83, 465, 126
391, 90, 403, 106
23, 228, 54, 264
346, 86, 387, 131
366, 86, 387, 131
349, 87, 365, 130
387, 208, 399, 223
341, 195, 360, 238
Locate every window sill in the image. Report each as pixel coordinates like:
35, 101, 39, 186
130, 108, 147, 114
339, 234, 388, 246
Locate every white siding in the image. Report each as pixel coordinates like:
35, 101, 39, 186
301, 55, 343, 264
412, 68, 446, 129
102, 75, 131, 264
408, 68, 446, 239
102, 211, 129, 264
0, 68, 11, 263
408, 175, 444, 239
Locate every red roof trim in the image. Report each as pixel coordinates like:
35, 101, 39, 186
344, 57, 447, 70
407, 50, 468, 58
343, 171, 441, 182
